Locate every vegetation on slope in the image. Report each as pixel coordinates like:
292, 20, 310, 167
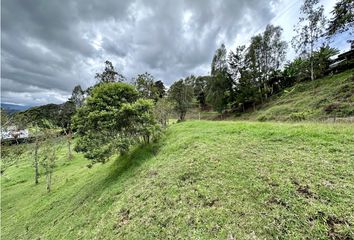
2, 121, 354, 239
237, 69, 354, 121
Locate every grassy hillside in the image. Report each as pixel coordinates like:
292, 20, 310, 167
2, 121, 354, 239
237, 69, 354, 122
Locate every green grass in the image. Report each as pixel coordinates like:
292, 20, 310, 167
237, 69, 354, 122
2, 121, 354, 239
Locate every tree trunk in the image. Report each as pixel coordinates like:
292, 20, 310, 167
67, 130, 72, 161
179, 111, 186, 121
34, 139, 39, 184
46, 172, 51, 192
311, 57, 314, 81
310, 33, 314, 81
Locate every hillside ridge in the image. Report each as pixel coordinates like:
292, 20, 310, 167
234, 69, 354, 121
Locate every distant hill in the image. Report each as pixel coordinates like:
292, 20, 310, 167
12, 103, 63, 127
1, 103, 31, 114
236, 68, 354, 122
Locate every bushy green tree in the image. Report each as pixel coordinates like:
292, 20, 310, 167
133, 72, 159, 100
168, 79, 194, 121
313, 45, 339, 77
206, 72, 231, 114
207, 44, 233, 114
283, 57, 310, 83
154, 80, 166, 99
73, 82, 159, 164
243, 25, 287, 104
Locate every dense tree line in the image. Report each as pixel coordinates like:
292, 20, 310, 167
168, 0, 353, 116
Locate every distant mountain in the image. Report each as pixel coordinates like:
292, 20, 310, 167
1, 103, 31, 114
12, 103, 66, 128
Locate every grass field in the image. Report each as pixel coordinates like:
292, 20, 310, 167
1, 121, 354, 239
237, 69, 354, 122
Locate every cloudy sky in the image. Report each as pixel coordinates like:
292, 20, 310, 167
1, 0, 348, 106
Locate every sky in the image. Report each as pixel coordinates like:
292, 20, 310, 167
1, 0, 349, 106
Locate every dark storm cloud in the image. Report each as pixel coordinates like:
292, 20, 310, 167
1, 0, 278, 106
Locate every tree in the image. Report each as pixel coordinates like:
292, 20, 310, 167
40, 131, 58, 192
292, 0, 327, 81
168, 79, 194, 121
95, 60, 125, 83
33, 125, 41, 184
259, 25, 288, 97
211, 44, 228, 75
133, 72, 159, 100
312, 45, 339, 77
327, 0, 354, 37
58, 100, 76, 161
228, 45, 246, 85
206, 72, 231, 114
207, 44, 233, 114
70, 85, 85, 108
283, 57, 310, 83
194, 76, 210, 110
242, 25, 287, 104
154, 80, 166, 99
73, 82, 159, 164
154, 98, 173, 127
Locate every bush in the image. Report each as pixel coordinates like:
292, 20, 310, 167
288, 112, 307, 121
257, 115, 268, 122
73, 82, 160, 164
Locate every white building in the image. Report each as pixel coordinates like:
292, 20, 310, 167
1, 126, 29, 140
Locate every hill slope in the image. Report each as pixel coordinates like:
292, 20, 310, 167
237, 69, 354, 121
1, 121, 354, 239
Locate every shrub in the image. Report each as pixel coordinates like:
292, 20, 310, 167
288, 112, 307, 121
73, 82, 160, 164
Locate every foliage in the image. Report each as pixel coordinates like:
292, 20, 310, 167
235, 69, 354, 121
70, 85, 85, 108
13, 104, 62, 128
312, 45, 339, 78
208, 44, 233, 113
154, 80, 166, 99
206, 72, 231, 113
1, 108, 9, 124
40, 131, 58, 192
292, 0, 327, 81
244, 25, 288, 103
73, 82, 159, 163
283, 57, 310, 83
283, 45, 339, 84
95, 60, 125, 83
133, 72, 161, 101
153, 98, 173, 127
326, 0, 354, 36
226, 25, 287, 112
168, 79, 194, 121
